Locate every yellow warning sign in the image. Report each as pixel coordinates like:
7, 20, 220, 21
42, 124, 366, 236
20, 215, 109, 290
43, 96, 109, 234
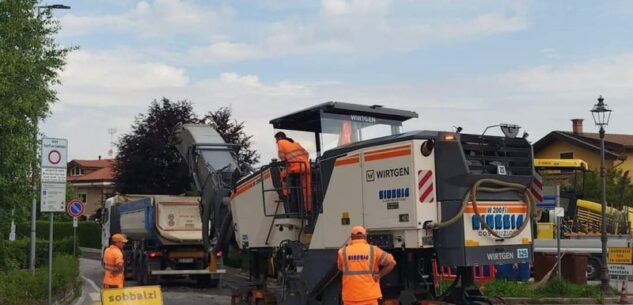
608, 247, 633, 264
102, 285, 163, 305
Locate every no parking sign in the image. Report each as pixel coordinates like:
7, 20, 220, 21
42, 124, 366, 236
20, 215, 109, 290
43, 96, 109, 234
67, 199, 85, 218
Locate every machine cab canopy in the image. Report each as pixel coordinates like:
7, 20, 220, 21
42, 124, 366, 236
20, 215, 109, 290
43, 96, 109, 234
269, 102, 418, 156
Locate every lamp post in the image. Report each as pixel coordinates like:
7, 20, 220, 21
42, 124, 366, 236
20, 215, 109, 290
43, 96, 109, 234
591, 95, 612, 292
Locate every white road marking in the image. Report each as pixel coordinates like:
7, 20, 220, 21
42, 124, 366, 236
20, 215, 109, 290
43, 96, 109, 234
89, 292, 101, 301
82, 275, 102, 292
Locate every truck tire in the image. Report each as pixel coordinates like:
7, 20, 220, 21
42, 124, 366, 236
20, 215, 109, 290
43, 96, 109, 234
586, 257, 601, 281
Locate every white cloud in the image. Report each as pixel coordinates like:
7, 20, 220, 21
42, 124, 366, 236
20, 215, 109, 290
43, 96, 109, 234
60, 0, 233, 39
187, 2, 528, 63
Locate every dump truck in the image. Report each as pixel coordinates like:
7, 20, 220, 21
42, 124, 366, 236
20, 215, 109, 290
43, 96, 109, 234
174, 102, 537, 305
101, 194, 224, 286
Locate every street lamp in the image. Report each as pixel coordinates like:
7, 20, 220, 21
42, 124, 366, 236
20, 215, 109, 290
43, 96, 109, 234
591, 95, 612, 292
37, 4, 71, 16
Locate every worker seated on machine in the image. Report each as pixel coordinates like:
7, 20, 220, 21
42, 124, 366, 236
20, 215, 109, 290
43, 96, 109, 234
275, 132, 312, 215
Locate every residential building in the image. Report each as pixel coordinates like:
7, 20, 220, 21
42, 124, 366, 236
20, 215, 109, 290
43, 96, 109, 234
533, 119, 633, 173
67, 157, 116, 218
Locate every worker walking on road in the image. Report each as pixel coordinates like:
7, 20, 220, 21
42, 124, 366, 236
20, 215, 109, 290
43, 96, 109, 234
337, 226, 396, 305
275, 131, 312, 213
103, 233, 128, 288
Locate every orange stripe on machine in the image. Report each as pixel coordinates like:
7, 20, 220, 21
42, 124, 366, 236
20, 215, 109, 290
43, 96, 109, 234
364, 148, 411, 162
233, 170, 271, 198
334, 154, 359, 166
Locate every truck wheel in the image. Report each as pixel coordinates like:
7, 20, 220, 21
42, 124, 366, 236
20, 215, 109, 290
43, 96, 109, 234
586, 258, 601, 281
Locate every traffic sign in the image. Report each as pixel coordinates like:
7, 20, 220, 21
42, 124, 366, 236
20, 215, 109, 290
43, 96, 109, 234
41, 138, 67, 168
67, 200, 85, 218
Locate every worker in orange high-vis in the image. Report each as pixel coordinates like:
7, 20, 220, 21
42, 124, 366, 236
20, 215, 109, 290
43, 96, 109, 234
337, 226, 396, 305
274, 131, 312, 213
102, 233, 128, 288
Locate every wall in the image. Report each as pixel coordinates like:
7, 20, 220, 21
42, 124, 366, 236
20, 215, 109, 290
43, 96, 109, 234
71, 185, 114, 216
534, 139, 615, 171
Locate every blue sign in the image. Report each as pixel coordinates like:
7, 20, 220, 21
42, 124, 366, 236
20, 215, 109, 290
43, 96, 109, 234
66, 200, 84, 217
471, 214, 524, 230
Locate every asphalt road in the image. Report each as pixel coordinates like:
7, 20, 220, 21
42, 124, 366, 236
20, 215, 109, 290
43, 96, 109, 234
74, 258, 236, 305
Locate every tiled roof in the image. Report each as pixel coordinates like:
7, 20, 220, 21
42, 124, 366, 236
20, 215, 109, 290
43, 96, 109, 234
67, 159, 116, 182
563, 132, 633, 147
68, 166, 114, 182
70, 159, 114, 168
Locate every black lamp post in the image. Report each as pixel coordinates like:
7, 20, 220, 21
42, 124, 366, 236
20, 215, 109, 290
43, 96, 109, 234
591, 95, 612, 292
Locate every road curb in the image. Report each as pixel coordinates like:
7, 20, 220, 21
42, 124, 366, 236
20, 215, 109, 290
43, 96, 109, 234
54, 280, 81, 305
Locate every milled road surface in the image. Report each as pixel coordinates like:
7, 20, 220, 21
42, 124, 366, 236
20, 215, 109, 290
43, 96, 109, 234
74, 256, 238, 305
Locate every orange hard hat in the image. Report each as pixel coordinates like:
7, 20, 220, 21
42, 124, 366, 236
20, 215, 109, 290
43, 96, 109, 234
111, 233, 128, 243
351, 226, 366, 236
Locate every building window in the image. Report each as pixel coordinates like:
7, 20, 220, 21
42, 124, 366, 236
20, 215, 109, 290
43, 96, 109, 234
70, 167, 84, 176
560, 152, 574, 159
77, 193, 87, 203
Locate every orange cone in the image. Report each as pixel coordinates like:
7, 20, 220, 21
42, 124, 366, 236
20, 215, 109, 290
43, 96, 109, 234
620, 281, 628, 304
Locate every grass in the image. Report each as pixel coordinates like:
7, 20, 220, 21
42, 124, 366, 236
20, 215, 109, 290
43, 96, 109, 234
483, 278, 615, 298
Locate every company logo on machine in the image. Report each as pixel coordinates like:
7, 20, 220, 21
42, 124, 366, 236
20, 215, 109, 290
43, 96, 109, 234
366, 170, 375, 181
417, 170, 434, 203
366, 167, 410, 182
517, 248, 529, 259
378, 187, 410, 202
486, 252, 514, 261
350, 115, 377, 123
468, 204, 527, 238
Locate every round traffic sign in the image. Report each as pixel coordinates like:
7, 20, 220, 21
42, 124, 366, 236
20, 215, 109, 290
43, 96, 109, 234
66, 199, 85, 218
48, 150, 61, 165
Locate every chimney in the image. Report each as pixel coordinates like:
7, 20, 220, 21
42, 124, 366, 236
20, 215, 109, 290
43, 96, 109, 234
98, 155, 102, 160
571, 119, 583, 135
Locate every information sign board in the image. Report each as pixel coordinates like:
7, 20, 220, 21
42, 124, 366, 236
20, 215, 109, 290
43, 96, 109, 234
41, 183, 66, 212
608, 247, 633, 264
608, 264, 633, 276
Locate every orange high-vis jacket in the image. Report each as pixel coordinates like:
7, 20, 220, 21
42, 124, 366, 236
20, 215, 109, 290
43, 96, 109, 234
276, 139, 309, 174
337, 239, 396, 304
103, 245, 125, 288
277, 139, 312, 211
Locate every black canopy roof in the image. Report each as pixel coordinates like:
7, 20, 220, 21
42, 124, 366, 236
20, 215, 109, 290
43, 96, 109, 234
269, 101, 419, 133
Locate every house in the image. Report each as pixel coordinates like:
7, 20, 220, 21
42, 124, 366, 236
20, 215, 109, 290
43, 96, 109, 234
533, 119, 633, 173
66, 157, 116, 217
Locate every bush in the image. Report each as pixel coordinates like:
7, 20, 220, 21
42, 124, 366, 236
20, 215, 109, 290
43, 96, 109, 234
0, 238, 75, 272
0, 255, 79, 305
483, 278, 608, 298
16, 220, 101, 249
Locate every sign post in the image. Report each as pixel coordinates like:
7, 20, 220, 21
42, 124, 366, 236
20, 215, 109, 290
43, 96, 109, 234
67, 199, 85, 257
41, 138, 67, 305
554, 186, 563, 280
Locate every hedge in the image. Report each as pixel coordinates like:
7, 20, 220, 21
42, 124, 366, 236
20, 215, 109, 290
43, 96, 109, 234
0, 237, 75, 271
0, 255, 79, 305
16, 220, 101, 249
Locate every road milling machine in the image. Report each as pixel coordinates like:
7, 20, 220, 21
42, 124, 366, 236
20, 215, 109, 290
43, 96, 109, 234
174, 102, 537, 305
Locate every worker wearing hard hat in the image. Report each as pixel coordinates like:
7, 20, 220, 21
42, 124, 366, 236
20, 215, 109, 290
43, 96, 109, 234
274, 131, 312, 212
337, 226, 396, 305
102, 233, 128, 288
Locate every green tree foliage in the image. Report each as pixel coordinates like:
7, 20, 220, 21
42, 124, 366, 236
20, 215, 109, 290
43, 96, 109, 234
202, 107, 260, 173
0, 1, 72, 229
578, 169, 633, 208
114, 98, 198, 194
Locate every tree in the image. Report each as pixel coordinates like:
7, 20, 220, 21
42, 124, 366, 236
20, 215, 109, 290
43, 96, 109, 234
114, 99, 198, 194
577, 169, 633, 208
202, 107, 260, 173
0, 1, 72, 230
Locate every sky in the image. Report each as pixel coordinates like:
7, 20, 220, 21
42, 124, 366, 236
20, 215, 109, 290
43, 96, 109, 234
41, 0, 633, 164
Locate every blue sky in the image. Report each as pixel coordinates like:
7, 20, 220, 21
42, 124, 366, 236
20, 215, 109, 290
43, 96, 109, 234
41, 0, 633, 162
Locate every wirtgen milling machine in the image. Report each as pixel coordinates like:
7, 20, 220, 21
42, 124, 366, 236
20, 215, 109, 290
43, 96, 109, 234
174, 102, 536, 305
